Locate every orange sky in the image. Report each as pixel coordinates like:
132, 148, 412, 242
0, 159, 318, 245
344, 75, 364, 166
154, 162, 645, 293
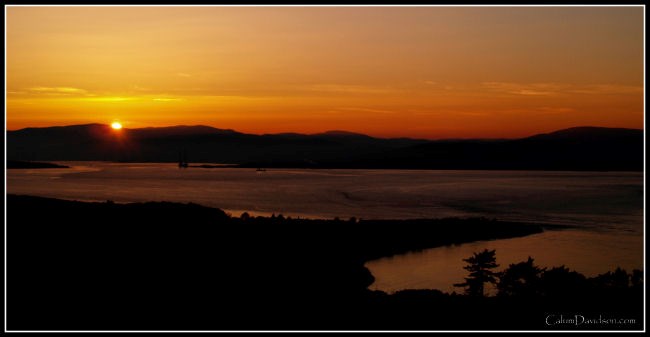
5, 6, 644, 139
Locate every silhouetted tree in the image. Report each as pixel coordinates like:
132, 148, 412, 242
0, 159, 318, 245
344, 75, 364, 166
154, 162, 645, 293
591, 267, 630, 290
497, 257, 545, 297
454, 249, 499, 297
611, 267, 630, 288
539, 265, 587, 297
240, 212, 251, 220
631, 269, 643, 288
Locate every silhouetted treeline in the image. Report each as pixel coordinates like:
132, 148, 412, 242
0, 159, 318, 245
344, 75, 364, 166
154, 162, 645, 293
6, 195, 642, 331
404, 251, 644, 330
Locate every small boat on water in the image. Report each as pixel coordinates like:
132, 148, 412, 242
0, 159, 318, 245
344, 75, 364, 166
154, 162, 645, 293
178, 150, 188, 168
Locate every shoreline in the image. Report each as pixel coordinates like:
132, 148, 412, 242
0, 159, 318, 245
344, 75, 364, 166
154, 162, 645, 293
7, 194, 550, 262
7, 160, 70, 169
6, 194, 642, 330
9, 159, 644, 172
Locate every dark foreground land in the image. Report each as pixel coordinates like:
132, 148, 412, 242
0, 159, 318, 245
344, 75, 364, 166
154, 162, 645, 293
7, 195, 643, 331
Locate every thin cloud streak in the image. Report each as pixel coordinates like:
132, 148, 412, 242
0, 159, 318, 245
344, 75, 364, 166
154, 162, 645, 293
305, 84, 398, 95
28, 87, 88, 95
337, 107, 396, 114
481, 82, 643, 97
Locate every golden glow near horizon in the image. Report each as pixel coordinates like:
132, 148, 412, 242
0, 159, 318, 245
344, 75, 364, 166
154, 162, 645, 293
6, 6, 644, 139
111, 121, 123, 130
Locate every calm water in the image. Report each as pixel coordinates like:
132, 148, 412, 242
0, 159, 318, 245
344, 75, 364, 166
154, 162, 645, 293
6, 162, 644, 293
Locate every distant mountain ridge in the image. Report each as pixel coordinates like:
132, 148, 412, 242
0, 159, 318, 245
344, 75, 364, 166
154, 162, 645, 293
6, 124, 643, 171
128, 125, 240, 137
525, 126, 642, 141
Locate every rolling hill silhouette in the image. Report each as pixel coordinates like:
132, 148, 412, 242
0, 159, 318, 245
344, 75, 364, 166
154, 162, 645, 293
350, 126, 643, 171
6, 124, 643, 170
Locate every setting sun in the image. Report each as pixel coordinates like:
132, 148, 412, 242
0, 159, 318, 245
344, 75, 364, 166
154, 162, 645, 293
5, 6, 643, 139
4, 5, 644, 331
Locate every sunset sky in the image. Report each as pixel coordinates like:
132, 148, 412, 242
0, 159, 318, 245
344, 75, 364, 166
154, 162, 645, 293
6, 6, 644, 139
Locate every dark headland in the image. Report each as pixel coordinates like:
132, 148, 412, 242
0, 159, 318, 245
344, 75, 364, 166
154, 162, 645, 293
7, 195, 642, 331
7, 160, 69, 169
